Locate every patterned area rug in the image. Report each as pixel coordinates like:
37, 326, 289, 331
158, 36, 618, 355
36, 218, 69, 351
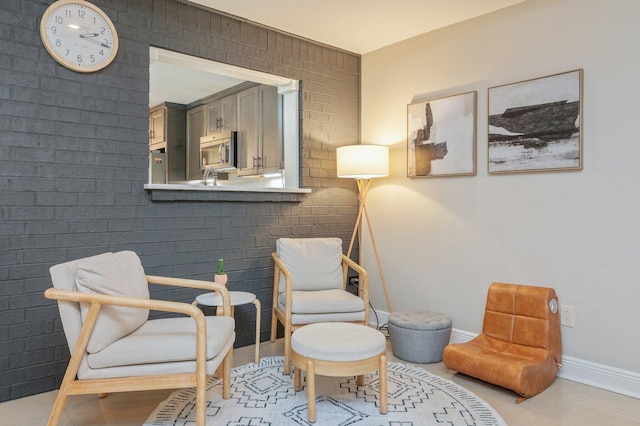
145, 356, 506, 426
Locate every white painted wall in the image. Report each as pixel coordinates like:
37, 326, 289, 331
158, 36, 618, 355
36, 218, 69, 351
361, 0, 640, 373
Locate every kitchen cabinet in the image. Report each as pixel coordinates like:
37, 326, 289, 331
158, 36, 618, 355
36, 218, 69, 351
186, 105, 206, 181
259, 85, 282, 173
206, 95, 236, 136
236, 85, 282, 176
149, 108, 165, 146
148, 102, 186, 183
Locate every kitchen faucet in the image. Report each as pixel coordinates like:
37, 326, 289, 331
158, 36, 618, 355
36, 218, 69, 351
203, 167, 218, 186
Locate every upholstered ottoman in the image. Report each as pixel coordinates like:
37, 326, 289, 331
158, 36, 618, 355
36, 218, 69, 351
388, 310, 452, 363
291, 322, 387, 423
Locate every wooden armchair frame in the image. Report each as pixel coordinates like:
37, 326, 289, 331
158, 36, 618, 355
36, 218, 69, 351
45, 275, 233, 426
270, 253, 369, 374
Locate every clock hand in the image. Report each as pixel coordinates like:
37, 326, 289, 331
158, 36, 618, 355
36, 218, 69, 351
78, 34, 111, 49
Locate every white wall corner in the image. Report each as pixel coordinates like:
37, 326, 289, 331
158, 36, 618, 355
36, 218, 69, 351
371, 312, 639, 400
369, 308, 389, 330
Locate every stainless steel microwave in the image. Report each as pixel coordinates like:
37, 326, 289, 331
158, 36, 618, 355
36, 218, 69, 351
200, 131, 236, 171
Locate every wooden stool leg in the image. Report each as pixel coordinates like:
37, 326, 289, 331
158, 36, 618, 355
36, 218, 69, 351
307, 360, 316, 423
379, 354, 387, 414
294, 366, 302, 391
357, 374, 364, 386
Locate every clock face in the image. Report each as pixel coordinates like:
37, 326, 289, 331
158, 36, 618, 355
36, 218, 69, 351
40, 0, 119, 73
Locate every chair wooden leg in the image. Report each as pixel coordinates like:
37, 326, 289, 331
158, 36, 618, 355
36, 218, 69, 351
195, 374, 206, 426
253, 299, 261, 364
283, 326, 292, 374
49, 304, 101, 426
270, 308, 277, 343
47, 387, 69, 426
222, 349, 232, 399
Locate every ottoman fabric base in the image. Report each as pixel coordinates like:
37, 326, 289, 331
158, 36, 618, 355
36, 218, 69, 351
389, 311, 452, 364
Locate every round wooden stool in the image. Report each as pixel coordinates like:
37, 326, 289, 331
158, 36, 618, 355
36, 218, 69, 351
291, 322, 387, 423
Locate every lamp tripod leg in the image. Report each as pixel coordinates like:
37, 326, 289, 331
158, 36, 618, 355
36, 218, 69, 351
347, 179, 392, 313
362, 202, 393, 313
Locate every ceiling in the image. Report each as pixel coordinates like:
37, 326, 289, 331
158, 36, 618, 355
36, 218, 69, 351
149, 59, 245, 107
151, 0, 528, 107
187, 0, 527, 54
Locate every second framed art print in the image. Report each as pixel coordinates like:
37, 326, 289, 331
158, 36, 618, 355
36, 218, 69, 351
488, 69, 583, 174
407, 91, 477, 177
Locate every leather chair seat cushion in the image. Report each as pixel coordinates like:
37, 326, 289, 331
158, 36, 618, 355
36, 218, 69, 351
87, 316, 235, 369
279, 289, 365, 314
443, 334, 559, 397
75, 251, 150, 354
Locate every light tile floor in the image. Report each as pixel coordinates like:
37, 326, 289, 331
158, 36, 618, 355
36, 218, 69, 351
1, 339, 638, 425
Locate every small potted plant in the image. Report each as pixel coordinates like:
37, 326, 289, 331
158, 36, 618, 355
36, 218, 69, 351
214, 258, 228, 285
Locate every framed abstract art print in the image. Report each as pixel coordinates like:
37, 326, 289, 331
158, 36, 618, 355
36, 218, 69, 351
488, 69, 583, 174
407, 91, 476, 177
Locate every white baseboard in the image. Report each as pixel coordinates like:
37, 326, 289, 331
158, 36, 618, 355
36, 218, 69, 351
371, 309, 639, 399
557, 355, 640, 399
449, 327, 477, 344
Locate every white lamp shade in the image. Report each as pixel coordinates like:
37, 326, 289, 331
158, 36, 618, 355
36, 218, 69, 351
336, 145, 389, 178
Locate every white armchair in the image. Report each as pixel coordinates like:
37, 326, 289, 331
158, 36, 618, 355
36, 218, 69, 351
45, 251, 235, 426
270, 238, 369, 373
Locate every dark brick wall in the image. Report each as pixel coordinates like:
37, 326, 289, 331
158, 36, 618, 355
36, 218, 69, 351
0, 0, 360, 401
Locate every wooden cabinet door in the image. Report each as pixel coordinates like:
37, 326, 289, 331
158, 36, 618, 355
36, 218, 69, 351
206, 95, 237, 136
206, 101, 221, 135
149, 107, 165, 145
186, 106, 206, 180
260, 85, 282, 173
220, 95, 236, 133
236, 87, 260, 175
149, 103, 186, 183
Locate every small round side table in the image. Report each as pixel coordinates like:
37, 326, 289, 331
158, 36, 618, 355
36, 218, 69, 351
195, 290, 261, 364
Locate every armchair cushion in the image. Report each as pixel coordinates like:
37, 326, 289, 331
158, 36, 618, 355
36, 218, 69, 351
75, 251, 149, 353
276, 238, 344, 292
87, 316, 235, 369
279, 289, 365, 314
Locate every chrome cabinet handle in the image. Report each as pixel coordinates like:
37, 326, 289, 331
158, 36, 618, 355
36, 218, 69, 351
253, 156, 263, 171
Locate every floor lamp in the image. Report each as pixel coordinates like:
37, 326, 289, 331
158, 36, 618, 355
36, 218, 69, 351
336, 144, 393, 313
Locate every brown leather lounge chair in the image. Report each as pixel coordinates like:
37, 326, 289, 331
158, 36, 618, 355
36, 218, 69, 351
443, 282, 562, 403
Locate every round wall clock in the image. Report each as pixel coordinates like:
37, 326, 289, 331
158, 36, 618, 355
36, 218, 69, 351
40, 0, 119, 73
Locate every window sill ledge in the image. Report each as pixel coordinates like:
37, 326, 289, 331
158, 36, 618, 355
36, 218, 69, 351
144, 183, 311, 202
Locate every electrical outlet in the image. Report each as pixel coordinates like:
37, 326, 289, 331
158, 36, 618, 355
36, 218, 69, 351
560, 305, 575, 327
